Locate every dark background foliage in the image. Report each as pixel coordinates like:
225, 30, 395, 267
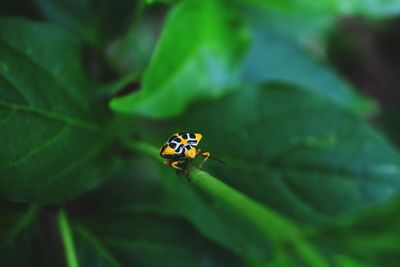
1, 0, 400, 266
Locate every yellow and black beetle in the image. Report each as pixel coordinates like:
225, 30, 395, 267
160, 132, 224, 177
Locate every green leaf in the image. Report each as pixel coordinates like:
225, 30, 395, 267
232, 0, 400, 60
0, 203, 61, 267
35, 0, 140, 46
110, 0, 250, 118
312, 197, 400, 267
0, 18, 116, 203
73, 212, 245, 267
126, 82, 400, 264
168, 83, 400, 224
159, 167, 274, 264
242, 27, 375, 115
67, 155, 273, 265
234, 0, 400, 18
0, 202, 37, 246
0, 196, 244, 267
243, 6, 335, 39
122, 143, 332, 266
66, 172, 245, 267
105, 10, 162, 78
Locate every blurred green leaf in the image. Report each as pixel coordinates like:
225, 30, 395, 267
242, 7, 335, 40
167, 83, 400, 224
312, 197, 400, 267
105, 9, 163, 77
232, 0, 400, 55
67, 156, 273, 265
114, 144, 325, 265
235, 0, 400, 18
66, 171, 246, 267
242, 27, 375, 115
35, 0, 140, 46
0, 18, 117, 203
0, 203, 61, 267
0, 202, 37, 246
127, 82, 400, 264
159, 166, 274, 265
73, 212, 244, 267
110, 0, 250, 118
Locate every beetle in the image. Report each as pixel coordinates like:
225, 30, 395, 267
160, 132, 224, 177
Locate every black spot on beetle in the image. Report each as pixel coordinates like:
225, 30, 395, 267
169, 143, 177, 149
189, 133, 196, 139
185, 145, 191, 150
182, 134, 188, 139
174, 138, 181, 143
168, 135, 177, 143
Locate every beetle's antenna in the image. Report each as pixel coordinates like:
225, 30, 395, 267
207, 155, 227, 165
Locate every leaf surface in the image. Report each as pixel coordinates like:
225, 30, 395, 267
242, 28, 374, 114
0, 18, 116, 203
110, 0, 250, 118
172, 83, 400, 224
74, 212, 245, 267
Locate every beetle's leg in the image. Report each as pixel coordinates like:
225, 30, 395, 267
163, 160, 173, 168
165, 160, 191, 182
164, 160, 183, 171
164, 160, 185, 172
175, 161, 192, 182
198, 151, 210, 169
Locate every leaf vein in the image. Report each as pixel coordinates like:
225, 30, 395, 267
75, 224, 122, 267
224, 156, 398, 187
43, 140, 108, 188
0, 75, 30, 105
0, 100, 100, 133
0, 107, 15, 126
0, 39, 88, 111
0, 124, 68, 170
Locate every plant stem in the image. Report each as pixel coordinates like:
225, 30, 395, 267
189, 168, 329, 267
58, 209, 79, 267
75, 224, 122, 267
124, 140, 160, 161
126, 140, 330, 267
6, 204, 38, 241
